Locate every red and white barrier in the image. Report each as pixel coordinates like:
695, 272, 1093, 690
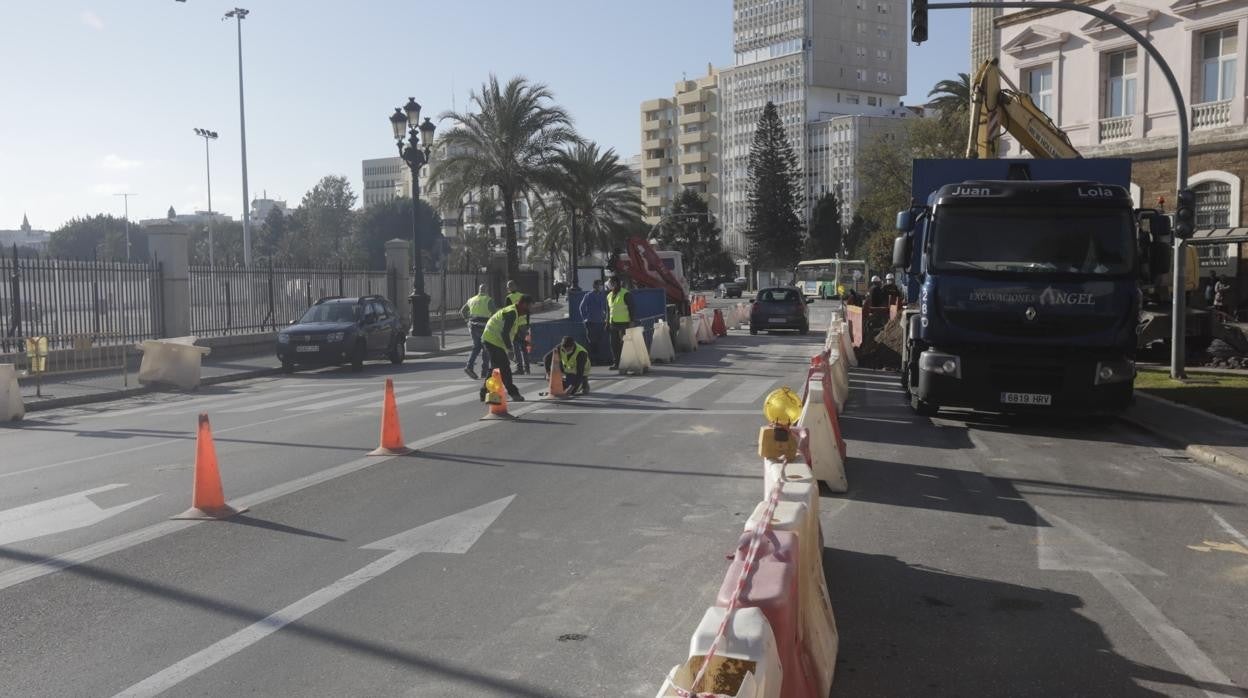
797, 375, 848, 492
655, 607, 782, 698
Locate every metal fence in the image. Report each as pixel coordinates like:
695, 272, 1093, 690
2, 247, 163, 356
188, 263, 395, 335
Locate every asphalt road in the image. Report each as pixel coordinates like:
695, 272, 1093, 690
1, 298, 1246, 697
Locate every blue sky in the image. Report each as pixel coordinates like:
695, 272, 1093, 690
0, 1, 969, 231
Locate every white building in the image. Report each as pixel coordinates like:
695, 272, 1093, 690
0, 215, 50, 252
720, 0, 910, 257
250, 197, 288, 226
361, 156, 410, 208
806, 110, 916, 218
995, 0, 1248, 307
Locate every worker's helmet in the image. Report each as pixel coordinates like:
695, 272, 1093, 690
885, 273, 895, 282
871, 275, 882, 284
560, 335, 575, 350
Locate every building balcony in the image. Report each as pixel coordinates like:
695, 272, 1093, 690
1193, 100, 1232, 129
681, 150, 710, 165
643, 137, 672, 150
679, 110, 711, 126
642, 156, 667, 169
642, 172, 663, 186
1098, 116, 1134, 142
679, 130, 709, 146
676, 87, 708, 106
679, 171, 711, 186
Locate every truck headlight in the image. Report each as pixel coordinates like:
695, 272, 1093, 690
277, 333, 290, 344
919, 351, 961, 379
1094, 359, 1134, 385
327, 332, 345, 343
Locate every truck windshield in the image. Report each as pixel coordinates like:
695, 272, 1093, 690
931, 206, 1133, 275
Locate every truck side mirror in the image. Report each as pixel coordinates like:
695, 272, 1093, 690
892, 234, 910, 269
1148, 241, 1170, 280
895, 210, 914, 232
1145, 212, 1171, 240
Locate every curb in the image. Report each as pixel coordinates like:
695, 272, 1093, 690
1119, 396, 1248, 479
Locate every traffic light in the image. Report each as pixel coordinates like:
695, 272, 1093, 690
1175, 188, 1195, 238
912, 0, 928, 44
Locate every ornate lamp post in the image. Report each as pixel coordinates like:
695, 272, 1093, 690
389, 98, 437, 344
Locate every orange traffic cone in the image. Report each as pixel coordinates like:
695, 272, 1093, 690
546, 359, 568, 399
369, 378, 411, 456
172, 413, 246, 520
712, 309, 728, 337
481, 368, 514, 420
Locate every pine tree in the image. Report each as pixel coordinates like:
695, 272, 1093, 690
744, 101, 804, 271
804, 192, 844, 259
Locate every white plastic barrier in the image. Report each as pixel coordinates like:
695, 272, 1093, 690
617, 326, 651, 374
797, 377, 847, 492
0, 364, 24, 422
656, 607, 782, 698
650, 319, 677, 363
744, 500, 838, 698
763, 459, 819, 519
826, 350, 849, 411
137, 337, 212, 390
677, 316, 699, 353
838, 321, 857, 367
696, 312, 716, 345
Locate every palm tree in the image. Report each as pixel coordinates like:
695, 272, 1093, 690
927, 73, 971, 115
430, 75, 578, 277
526, 204, 571, 277
541, 142, 644, 265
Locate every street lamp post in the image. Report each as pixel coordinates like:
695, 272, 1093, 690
114, 193, 137, 261
193, 128, 219, 268
389, 98, 437, 348
224, 7, 253, 267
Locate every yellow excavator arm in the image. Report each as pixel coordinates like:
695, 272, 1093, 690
967, 59, 1081, 159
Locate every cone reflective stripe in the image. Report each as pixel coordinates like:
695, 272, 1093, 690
172, 414, 245, 520
370, 378, 412, 455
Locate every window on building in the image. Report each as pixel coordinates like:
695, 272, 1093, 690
1104, 49, 1137, 117
846, 94, 861, 105
867, 96, 879, 106
1200, 28, 1237, 103
856, 69, 866, 82
1194, 180, 1232, 228
857, 46, 866, 57
878, 2, 889, 12
1026, 64, 1054, 116
1197, 244, 1230, 267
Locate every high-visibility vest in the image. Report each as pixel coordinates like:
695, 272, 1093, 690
482, 306, 520, 349
506, 291, 529, 328
608, 288, 631, 323
466, 294, 492, 319
559, 343, 590, 376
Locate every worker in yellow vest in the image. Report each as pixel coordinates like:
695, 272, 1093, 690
460, 284, 495, 380
504, 280, 532, 374
542, 335, 590, 396
606, 276, 637, 370
479, 295, 531, 402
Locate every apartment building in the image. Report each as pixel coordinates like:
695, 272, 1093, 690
995, 1, 1248, 298
640, 66, 722, 226
361, 157, 411, 208
720, 0, 909, 256
806, 111, 913, 216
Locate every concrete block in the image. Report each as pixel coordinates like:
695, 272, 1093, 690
136, 337, 211, 390
0, 364, 25, 421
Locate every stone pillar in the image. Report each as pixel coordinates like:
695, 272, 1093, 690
146, 222, 190, 338
384, 238, 412, 329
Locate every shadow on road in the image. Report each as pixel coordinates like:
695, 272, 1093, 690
0, 547, 560, 698
824, 546, 1241, 697
413, 450, 757, 481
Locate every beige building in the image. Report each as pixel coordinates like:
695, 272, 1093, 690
971, 6, 1002, 71
640, 66, 722, 226
361, 157, 410, 208
995, 0, 1248, 306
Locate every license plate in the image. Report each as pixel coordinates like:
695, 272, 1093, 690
769, 317, 787, 324
1000, 392, 1051, 406
296, 345, 319, 353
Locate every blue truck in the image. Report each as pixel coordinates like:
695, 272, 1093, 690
892, 159, 1174, 416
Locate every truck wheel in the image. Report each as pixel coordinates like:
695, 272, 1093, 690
351, 341, 366, 372
911, 394, 938, 417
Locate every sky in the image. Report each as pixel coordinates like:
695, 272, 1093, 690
0, 0, 969, 231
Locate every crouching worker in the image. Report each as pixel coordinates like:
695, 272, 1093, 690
543, 335, 591, 396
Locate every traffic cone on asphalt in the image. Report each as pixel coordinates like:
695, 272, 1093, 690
369, 378, 411, 456
172, 414, 246, 520
712, 309, 728, 337
481, 368, 514, 420
546, 360, 568, 399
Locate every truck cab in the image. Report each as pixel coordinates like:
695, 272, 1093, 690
894, 161, 1171, 416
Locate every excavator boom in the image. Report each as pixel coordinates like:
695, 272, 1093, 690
967, 59, 1081, 160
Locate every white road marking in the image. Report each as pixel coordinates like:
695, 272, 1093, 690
716, 378, 775, 404
604, 377, 655, 395
391, 384, 472, 407
0, 485, 158, 546
426, 391, 483, 407
81, 391, 276, 420
550, 408, 758, 416
1093, 570, 1242, 698
1035, 506, 1164, 576
0, 402, 545, 593
653, 378, 716, 403
113, 496, 515, 698
217, 387, 365, 413
1205, 506, 1248, 548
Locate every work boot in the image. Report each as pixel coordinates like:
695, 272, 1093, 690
579, 380, 590, 395
464, 367, 478, 380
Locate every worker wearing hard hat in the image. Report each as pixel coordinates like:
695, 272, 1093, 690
504, 280, 531, 375
881, 272, 902, 301
868, 275, 887, 307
